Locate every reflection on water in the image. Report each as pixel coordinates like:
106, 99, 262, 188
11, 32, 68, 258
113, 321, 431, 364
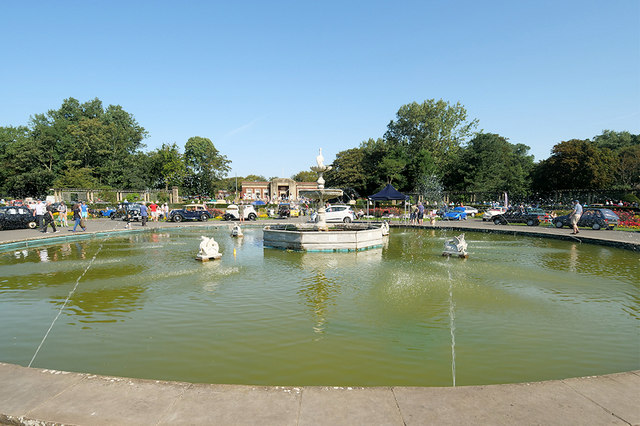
0, 227, 637, 387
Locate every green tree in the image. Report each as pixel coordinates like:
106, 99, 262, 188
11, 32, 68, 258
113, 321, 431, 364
244, 174, 267, 181
53, 167, 100, 188
615, 145, 640, 188
146, 143, 186, 190
532, 139, 616, 190
384, 99, 478, 182
593, 130, 640, 189
28, 97, 147, 190
291, 170, 318, 182
325, 147, 368, 194
183, 136, 231, 196
456, 133, 534, 195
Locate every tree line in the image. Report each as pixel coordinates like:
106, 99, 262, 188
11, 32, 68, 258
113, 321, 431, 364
322, 100, 639, 202
1, 97, 637, 201
0, 98, 230, 198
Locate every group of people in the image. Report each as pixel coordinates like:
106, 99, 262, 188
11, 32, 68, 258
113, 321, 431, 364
29, 200, 88, 233
409, 202, 436, 225
122, 201, 169, 228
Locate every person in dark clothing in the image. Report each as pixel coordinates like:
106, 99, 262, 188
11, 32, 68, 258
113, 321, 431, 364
71, 203, 86, 232
42, 201, 58, 233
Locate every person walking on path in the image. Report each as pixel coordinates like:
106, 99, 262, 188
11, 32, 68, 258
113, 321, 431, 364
417, 202, 425, 225
71, 203, 86, 232
149, 201, 159, 222
33, 200, 46, 231
42, 201, 59, 233
57, 201, 68, 227
239, 203, 245, 223
140, 202, 148, 226
570, 200, 583, 234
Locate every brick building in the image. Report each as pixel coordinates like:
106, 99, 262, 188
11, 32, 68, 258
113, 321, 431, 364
241, 178, 317, 202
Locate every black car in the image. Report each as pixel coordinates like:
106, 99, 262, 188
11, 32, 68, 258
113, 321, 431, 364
553, 208, 619, 230
168, 204, 211, 222
0, 206, 38, 230
111, 203, 143, 221
278, 204, 291, 218
492, 208, 549, 226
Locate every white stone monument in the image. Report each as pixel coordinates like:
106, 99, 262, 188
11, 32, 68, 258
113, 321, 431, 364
196, 236, 222, 261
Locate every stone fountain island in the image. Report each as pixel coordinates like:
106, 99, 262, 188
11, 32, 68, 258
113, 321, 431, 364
263, 149, 385, 252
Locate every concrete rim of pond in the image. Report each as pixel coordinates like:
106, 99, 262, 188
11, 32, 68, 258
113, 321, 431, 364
1, 219, 638, 424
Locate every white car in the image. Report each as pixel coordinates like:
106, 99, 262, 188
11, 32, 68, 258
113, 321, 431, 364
462, 206, 479, 217
310, 205, 355, 223
482, 206, 507, 221
223, 204, 258, 221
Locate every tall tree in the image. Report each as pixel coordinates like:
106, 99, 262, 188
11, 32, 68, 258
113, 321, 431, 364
183, 136, 231, 196
532, 139, 616, 191
455, 133, 534, 195
291, 171, 317, 182
384, 99, 478, 183
325, 147, 368, 193
593, 130, 640, 189
146, 143, 186, 190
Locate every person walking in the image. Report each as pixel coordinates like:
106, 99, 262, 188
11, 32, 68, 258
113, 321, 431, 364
569, 199, 583, 234
33, 200, 46, 231
140, 202, 148, 226
417, 202, 425, 225
57, 201, 68, 227
239, 203, 245, 223
71, 202, 86, 232
80, 201, 88, 219
149, 201, 159, 222
42, 201, 59, 233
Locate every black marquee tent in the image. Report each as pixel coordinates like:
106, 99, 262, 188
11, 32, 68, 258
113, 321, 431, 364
368, 184, 409, 201
367, 184, 409, 220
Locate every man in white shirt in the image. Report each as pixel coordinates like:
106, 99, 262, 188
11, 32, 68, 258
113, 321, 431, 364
570, 200, 583, 234
33, 200, 46, 232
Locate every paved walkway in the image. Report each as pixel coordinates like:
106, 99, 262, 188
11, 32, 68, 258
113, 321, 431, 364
1, 218, 639, 425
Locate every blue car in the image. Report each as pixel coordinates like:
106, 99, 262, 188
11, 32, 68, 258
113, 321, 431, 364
441, 207, 467, 220
168, 204, 211, 222
101, 207, 116, 218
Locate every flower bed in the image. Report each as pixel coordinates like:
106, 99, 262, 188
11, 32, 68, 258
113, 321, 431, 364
614, 210, 640, 230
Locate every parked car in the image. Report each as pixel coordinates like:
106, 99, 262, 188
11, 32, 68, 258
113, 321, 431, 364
553, 208, 619, 230
278, 203, 291, 218
0, 206, 38, 230
492, 208, 548, 226
223, 204, 257, 221
462, 206, 479, 217
101, 207, 116, 218
482, 206, 507, 221
111, 203, 143, 221
441, 207, 467, 220
310, 205, 355, 223
169, 204, 212, 222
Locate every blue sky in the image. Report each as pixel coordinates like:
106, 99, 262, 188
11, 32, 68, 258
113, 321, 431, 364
2, 1, 639, 179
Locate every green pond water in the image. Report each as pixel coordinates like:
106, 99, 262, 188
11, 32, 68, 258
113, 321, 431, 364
0, 227, 638, 387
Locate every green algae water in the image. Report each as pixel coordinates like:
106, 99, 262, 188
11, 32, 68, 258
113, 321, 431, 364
0, 227, 638, 387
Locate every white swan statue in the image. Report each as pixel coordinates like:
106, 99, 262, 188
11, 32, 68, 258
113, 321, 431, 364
443, 234, 468, 258
196, 236, 222, 261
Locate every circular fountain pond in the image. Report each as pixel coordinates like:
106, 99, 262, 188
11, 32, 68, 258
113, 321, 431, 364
0, 227, 637, 387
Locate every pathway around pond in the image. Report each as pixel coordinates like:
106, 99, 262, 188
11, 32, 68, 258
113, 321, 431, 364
1, 218, 638, 425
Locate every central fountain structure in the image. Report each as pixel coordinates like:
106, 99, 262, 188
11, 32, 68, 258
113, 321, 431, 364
263, 149, 385, 251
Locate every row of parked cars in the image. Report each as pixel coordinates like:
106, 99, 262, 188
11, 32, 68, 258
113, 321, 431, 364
0, 202, 621, 231
489, 207, 620, 230
436, 205, 620, 230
